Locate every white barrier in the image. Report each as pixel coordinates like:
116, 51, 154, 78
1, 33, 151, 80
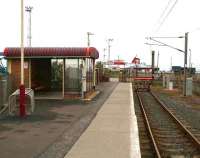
109, 77, 119, 82
8, 88, 35, 115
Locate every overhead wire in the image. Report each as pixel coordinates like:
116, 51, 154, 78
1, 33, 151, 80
155, 0, 179, 33
156, 0, 173, 25
152, 0, 173, 34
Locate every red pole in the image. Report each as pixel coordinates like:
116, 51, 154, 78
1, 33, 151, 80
19, 84, 26, 117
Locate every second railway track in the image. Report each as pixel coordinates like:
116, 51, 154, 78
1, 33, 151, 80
134, 90, 200, 158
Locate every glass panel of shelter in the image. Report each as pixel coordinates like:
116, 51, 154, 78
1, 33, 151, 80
51, 59, 63, 91
64, 59, 82, 93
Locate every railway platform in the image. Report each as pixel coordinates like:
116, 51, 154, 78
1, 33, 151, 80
64, 83, 141, 158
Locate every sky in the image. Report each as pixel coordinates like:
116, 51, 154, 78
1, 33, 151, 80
0, 0, 200, 70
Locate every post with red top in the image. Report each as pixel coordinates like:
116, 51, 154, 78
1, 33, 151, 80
20, 0, 26, 117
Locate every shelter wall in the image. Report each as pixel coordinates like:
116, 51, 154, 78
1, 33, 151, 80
8, 59, 30, 88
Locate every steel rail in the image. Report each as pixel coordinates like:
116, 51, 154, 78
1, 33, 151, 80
151, 91, 200, 150
136, 91, 162, 158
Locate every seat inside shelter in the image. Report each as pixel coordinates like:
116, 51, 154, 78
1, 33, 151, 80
4, 47, 99, 99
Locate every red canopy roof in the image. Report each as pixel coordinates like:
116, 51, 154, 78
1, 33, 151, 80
4, 47, 99, 59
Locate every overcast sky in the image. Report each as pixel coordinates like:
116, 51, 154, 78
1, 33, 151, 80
0, 0, 200, 70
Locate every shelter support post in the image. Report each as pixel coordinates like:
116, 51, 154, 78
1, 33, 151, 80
62, 59, 65, 98
82, 59, 86, 99
93, 59, 96, 89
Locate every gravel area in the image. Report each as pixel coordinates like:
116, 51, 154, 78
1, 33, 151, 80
153, 90, 200, 131
0, 82, 118, 158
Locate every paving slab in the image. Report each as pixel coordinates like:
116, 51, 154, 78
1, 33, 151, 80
65, 131, 130, 158
64, 83, 141, 158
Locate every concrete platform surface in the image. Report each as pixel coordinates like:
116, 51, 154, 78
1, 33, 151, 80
64, 83, 141, 158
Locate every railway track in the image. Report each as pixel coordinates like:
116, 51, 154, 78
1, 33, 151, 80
134, 90, 200, 158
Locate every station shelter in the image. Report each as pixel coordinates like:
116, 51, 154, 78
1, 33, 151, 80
3, 47, 99, 99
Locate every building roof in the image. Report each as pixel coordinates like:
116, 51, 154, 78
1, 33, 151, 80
132, 57, 140, 64
4, 47, 99, 59
113, 60, 125, 65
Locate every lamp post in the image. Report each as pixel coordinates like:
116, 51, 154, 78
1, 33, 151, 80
87, 32, 96, 90
146, 33, 188, 96
103, 48, 107, 63
189, 49, 192, 68
87, 32, 94, 47
102, 48, 107, 75
107, 38, 114, 64
82, 32, 94, 99
20, 0, 26, 117
25, 6, 33, 47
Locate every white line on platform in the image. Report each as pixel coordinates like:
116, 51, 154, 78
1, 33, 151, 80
129, 83, 141, 158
